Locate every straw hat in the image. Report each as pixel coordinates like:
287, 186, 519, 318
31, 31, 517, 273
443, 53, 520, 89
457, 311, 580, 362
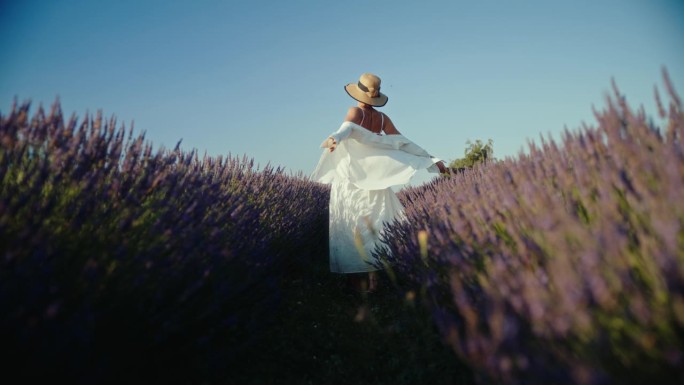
344, 73, 388, 107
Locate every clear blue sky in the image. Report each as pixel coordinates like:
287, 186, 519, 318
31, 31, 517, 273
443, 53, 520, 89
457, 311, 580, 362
2, 0, 683, 185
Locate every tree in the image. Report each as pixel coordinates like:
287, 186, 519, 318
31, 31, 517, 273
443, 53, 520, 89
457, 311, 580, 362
448, 139, 494, 172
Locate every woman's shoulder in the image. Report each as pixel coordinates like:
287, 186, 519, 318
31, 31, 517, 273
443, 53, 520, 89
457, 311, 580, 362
344, 106, 363, 124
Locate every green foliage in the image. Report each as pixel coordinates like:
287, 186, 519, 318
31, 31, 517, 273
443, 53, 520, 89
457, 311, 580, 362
448, 139, 494, 170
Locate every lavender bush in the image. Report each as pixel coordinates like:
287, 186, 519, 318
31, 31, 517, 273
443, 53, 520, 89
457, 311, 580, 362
0, 101, 328, 382
381, 72, 684, 385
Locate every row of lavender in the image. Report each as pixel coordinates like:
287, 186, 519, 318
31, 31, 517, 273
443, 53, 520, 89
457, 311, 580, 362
383, 75, 684, 385
0, 102, 329, 382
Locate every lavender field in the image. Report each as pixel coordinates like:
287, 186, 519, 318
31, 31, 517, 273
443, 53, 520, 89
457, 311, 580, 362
0, 103, 329, 381
1, 72, 682, 384
383, 72, 684, 384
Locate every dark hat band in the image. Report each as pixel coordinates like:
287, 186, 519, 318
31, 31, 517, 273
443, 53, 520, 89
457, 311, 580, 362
357, 81, 380, 94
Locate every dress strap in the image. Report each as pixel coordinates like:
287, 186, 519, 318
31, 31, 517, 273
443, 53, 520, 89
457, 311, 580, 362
358, 107, 365, 126
380, 112, 385, 132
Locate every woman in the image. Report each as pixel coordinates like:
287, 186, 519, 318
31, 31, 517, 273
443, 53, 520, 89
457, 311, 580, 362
312, 73, 448, 293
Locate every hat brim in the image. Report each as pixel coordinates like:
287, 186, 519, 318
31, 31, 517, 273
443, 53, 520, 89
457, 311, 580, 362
344, 83, 388, 107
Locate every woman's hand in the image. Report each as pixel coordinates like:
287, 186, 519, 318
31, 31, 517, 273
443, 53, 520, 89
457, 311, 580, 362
436, 161, 450, 174
320, 137, 337, 152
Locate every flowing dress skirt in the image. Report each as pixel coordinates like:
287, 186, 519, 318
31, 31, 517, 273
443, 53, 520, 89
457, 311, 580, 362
312, 121, 440, 274
328, 180, 405, 273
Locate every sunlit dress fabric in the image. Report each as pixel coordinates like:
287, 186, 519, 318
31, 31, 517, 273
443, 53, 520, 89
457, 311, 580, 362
312, 121, 440, 273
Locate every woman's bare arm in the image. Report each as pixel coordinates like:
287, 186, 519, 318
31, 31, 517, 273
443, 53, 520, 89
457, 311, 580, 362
323, 108, 363, 152
381, 114, 402, 135
382, 114, 449, 173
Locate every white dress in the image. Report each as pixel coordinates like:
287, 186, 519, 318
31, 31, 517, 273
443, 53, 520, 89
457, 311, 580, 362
311, 118, 441, 273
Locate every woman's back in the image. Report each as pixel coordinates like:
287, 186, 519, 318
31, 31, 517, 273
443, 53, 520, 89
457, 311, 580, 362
344, 106, 400, 135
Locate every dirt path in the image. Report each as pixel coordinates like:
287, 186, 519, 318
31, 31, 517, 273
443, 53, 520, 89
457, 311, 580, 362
232, 257, 476, 385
